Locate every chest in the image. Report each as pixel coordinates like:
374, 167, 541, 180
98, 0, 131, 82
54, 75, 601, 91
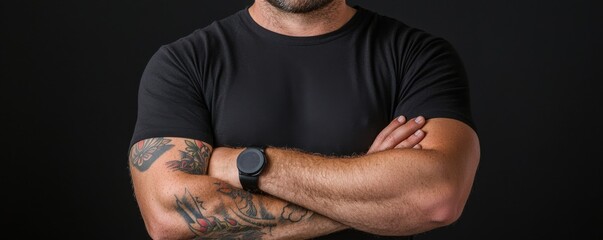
207, 44, 398, 155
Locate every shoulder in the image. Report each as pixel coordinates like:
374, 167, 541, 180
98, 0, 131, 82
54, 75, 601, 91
159, 9, 245, 57
143, 9, 247, 79
360, 7, 453, 52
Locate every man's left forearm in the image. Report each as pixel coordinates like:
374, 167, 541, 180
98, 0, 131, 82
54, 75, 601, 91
211, 118, 480, 236
263, 147, 458, 236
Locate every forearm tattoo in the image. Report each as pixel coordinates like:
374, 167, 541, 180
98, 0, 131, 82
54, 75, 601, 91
215, 182, 277, 228
280, 203, 310, 223
175, 183, 315, 238
166, 140, 211, 175
129, 138, 174, 172
176, 188, 263, 239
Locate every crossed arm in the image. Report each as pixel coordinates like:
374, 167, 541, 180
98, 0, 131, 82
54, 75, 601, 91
129, 116, 480, 239
130, 137, 346, 239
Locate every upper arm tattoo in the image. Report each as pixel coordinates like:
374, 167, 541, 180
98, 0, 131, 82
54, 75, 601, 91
166, 140, 211, 175
129, 138, 174, 172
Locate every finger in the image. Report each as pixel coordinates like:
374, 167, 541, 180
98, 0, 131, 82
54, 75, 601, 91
368, 115, 406, 153
412, 144, 422, 149
395, 130, 425, 149
377, 116, 426, 151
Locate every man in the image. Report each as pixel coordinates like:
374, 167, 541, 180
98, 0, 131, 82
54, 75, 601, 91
129, 0, 480, 239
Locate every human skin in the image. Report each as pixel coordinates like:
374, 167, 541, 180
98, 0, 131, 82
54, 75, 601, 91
130, 116, 428, 239
209, 117, 479, 235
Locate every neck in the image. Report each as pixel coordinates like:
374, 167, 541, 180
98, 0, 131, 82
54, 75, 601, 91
249, 0, 356, 37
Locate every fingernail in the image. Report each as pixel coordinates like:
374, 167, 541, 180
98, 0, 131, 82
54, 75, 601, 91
415, 116, 424, 124
415, 130, 423, 136
397, 115, 406, 123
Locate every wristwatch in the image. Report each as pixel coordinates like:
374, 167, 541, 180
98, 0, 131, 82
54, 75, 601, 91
236, 147, 267, 193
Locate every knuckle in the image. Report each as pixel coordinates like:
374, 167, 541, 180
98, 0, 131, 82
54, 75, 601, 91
408, 133, 420, 141
384, 135, 397, 145
409, 121, 422, 129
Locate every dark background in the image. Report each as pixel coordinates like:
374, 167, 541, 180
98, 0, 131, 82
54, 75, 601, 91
3, 0, 602, 239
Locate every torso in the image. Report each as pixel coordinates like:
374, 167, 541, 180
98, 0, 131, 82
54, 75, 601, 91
204, 8, 397, 155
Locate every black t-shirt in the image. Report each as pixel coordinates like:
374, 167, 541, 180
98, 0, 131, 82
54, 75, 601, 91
131, 6, 474, 239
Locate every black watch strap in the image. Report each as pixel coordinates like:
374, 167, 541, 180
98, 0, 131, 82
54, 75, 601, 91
240, 174, 261, 193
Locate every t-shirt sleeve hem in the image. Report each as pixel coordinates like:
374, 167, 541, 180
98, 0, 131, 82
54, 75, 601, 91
129, 128, 215, 149
414, 110, 477, 133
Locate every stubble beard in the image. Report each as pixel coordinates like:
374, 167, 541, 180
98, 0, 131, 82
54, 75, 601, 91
265, 0, 337, 14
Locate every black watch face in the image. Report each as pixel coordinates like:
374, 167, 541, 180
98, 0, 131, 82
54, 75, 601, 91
237, 148, 264, 174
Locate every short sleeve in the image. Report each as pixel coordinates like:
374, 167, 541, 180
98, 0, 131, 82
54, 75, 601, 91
130, 46, 214, 147
394, 36, 476, 131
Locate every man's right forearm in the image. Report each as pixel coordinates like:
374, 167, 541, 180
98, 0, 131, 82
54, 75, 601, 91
129, 137, 346, 239
170, 177, 345, 239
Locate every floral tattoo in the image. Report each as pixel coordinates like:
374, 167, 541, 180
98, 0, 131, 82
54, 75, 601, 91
166, 139, 211, 175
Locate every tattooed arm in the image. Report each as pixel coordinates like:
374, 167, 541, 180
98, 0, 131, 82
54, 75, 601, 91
210, 118, 480, 236
129, 138, 346, 240
130, 117, 426, 238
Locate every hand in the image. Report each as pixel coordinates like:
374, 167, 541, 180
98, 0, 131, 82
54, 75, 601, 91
367, 115, 426, 154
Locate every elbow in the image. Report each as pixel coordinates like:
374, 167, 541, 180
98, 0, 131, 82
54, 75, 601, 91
374, 188, 467, 236
389, 186, 467, 236
145, 215, 177, 240
418, 184, 467, 229
138, 191, 190, 239
142, 201, 184, 240
424, 197, 463, 227
134, 176, 221, 239
139, 185, 221, 239
414, 153, 479, 231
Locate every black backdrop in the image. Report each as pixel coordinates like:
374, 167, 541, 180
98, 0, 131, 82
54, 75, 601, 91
3, 0, 602, 239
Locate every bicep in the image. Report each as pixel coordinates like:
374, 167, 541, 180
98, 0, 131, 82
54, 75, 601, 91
419, 118, 480, 181
129, 137, 213, 174
420, 118, 479, 153
129, 137, 213, 198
